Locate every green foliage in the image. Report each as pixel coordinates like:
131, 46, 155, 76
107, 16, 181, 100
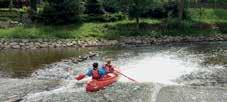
124, 0, 153, 19
189, 8, 227, 23
1, 1, 227, 39
103, 0, 153, 28
82, 12, 126, 22
100, 19, 222, 38
39, 0, 84, 24
0, 0, 29, 8
85, 0, 105, 15
142, 1, 179, 19
0, 0, 9, 8
1, 18, 226, 39
104, 0, 153, 22
0, 8, 25, 21
101, 0, 118, 13
207, 0, 227, 3
29, 0, 37, 12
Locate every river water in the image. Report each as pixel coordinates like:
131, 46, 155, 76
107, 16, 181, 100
0, 41, 227, 84
0, 41, 227, 102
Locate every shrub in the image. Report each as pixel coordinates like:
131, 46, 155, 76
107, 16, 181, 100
101, 0, 118, 13
85, 0, 105, 15
82, 12, 126, 22
0, 0, 10, 8
142, 1, 187, 19
0, 0, 29, 8
217, 23, 227, 33
39, 0, 84, 24
207, 0, 227, 4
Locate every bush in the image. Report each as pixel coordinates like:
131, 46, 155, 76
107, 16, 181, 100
39, 0, 84, 24
217, 23, 227, 33
0, 0, 28, 8
102, 0, 118, 13
85, 0, 105, 15
82, 12, 126, 22
142, 1, 187, 19
0, 0, 10, 8
207, 0, 227, 3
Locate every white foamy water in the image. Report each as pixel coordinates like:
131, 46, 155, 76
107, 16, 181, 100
22, 80, 84, 101
119, 53, 199, 85
32, 48, 203, 85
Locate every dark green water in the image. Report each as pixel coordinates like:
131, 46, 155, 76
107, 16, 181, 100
0, 48, 97, 77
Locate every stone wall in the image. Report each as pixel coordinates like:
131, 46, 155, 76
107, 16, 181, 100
0, 34, 227, 49
119, 34, 227, 46
0, 39, 118, 49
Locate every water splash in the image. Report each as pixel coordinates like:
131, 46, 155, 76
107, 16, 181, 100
119, 53, 198, 85
22, 80, 85, 101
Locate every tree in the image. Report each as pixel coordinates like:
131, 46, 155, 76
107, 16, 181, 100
85, 0, 105, 15
9, 0, 14, 10
30, 0, 37, 12
177, 0, 184, 20
116, 0, 153, 29
41, 0, 84, 24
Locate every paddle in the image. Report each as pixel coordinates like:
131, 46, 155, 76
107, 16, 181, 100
114, 70, 139, 83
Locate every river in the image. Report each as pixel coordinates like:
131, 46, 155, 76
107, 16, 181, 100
0, 41, 227, 102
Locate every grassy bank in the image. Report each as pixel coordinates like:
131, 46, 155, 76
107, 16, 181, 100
0, 8, 227, 39
189, 8, 227, 23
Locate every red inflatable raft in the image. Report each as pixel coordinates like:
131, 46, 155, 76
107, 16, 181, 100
86, 69, 120, 92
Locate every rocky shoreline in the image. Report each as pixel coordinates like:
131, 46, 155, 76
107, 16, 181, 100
0, 39, 118, 49
119, 34, 227, 45
0, 34, 227, 49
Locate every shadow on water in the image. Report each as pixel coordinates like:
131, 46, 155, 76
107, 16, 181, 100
0, 48, 97, 78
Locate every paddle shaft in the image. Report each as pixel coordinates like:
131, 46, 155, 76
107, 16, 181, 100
114, 70, 139, 83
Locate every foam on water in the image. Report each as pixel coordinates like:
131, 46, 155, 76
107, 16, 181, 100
22, 80, 85, 101
119, 53, 198, 85
32, 50, 202, 85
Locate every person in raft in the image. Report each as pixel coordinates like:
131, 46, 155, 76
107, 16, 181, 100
76, 62, 106, 80
102, 59, 115, 73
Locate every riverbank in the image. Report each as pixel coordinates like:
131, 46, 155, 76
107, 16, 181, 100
0, 34, 227, 49
1, 8, 227, 39
0, 8, 227, 49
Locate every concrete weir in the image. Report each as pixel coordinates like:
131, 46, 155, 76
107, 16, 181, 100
0, 79, 227, 102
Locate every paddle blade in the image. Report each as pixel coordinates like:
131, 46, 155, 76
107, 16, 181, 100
75, 74, 86, 80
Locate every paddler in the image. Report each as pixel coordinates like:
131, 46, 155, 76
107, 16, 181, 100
102, 59, 115, 73
75, 62, 106, 80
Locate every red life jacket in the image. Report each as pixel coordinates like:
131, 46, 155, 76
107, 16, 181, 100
91, 70, 101, 79
104, 64, 114, 73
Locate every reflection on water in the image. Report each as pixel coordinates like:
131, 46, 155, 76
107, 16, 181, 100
1, 41, 227, 84
0, 48, 96, 77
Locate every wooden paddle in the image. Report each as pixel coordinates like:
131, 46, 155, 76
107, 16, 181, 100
114, 70, 139, 83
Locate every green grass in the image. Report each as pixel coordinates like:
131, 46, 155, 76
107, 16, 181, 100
189, 8, 227, 23
0, 8, 25, 21
0, 8, 227, 39
0, 19, 223, 39
0, 23, 109, 39
207, 0, 227, 4
0, 19, 162, 39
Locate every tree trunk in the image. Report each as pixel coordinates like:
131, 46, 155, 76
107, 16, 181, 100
136, 16, 139, 30
178, 0, 184, 20
30, 0, 37, 12
9, 0, 14, 10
